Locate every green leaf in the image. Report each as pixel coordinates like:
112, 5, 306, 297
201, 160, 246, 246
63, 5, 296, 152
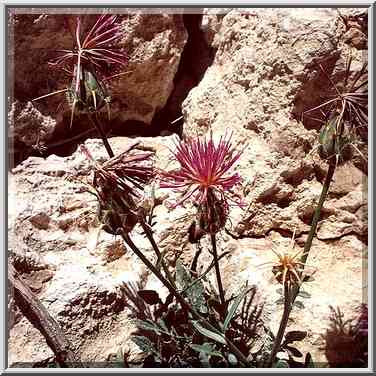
133, 319, 166, 335
286, 345, 303, 358
192, 321, 226, 345
223, 286, 249, 332
275, 359, 289, 368
304, 352, 315, 368
293, 300, 305, 309
189, 343, 224, 358
298, 290, 311, 299
227, 353, 238, 366
114, 347, 124, 367
285, 330, 307, 343
176, 260, 207, 313
158, 318, 168, 332
131, 335, 160, 358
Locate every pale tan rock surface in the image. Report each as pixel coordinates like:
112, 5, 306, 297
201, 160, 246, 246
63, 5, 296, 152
8, 8, 367, 367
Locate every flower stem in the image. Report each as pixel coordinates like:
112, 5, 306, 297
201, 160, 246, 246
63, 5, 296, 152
138, 218, 176, 288
121, 231, 250, 367
267, 283, 291, 367
298, 160, 336, 274
210, 233, 226, 306
267, 159, 336, 367
88, 113, 114, 158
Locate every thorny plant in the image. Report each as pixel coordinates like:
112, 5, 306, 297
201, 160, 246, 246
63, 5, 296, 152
324, 305, 368, 367
82, 131, 257, 367
160, 132, 244, 307
25, 14, 368, 368
267, 54, 368, 367
304, 54, 368, 166
258, 230, 316, 289
120, 267, 264, 367
32, 15, 128, 157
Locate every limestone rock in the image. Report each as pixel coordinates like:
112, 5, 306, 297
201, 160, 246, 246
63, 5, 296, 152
9, 12, 187, 159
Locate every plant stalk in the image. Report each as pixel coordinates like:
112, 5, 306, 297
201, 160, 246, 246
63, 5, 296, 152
210, 233, 226, 306
267, 283, 291, 367
138, 218, 176, 288
88, 113, 114, 158
267, 159, 336, 367
121, 231, 250, 367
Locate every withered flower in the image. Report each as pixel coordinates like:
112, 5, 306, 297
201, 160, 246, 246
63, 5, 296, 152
81, 143, 154, 234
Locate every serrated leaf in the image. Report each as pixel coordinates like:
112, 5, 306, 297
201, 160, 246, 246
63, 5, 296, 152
190, 343, 224, 358
286, 345, 303, 358
223, 286, 248, 332
138, 290, 161, 305
285, 330, 307, 343
192, 321, 226, 345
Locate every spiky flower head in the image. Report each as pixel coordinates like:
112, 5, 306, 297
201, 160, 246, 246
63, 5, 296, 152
81, 143, 154, 234
51, 15, 126, 74
268, 230, 315, 288
160, 132, 244, 234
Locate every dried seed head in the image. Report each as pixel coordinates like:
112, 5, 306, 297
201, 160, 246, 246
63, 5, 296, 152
270, 231, 306, 287
81, 144, 154, 234
197, 189, 229, 234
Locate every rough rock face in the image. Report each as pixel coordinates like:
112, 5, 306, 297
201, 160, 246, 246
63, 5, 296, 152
8, 8, 367, 367
8, 136, 174, 364
177, 7, 367, 364
9, 11, 187, 156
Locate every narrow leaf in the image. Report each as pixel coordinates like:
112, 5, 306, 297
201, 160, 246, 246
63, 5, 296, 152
189, 343, 224, 358
285, 330, 307, 343
304, 352, 315, 368
286, 345, 303, 358
223, 286, 249, 331
192, 321, 226, 345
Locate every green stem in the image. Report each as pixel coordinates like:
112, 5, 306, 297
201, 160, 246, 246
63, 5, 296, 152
88, 113, 114, 158
298, 160, 336, 273
267, 160, 336, 367
267, 284, 291, 367
138, 219, 176, 288
210, 233, 226, 306
121, 231, 250, 367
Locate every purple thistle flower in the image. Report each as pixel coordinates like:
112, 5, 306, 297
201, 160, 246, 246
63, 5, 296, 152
160, 132, 243, 206
50, 15, 127, 84
160, 132, 244, 233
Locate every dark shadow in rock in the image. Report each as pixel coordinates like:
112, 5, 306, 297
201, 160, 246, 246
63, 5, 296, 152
292, 52, 341, 131
150, 12, 215, 137
10, 13, 215, 167
323, 304, 368, 368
